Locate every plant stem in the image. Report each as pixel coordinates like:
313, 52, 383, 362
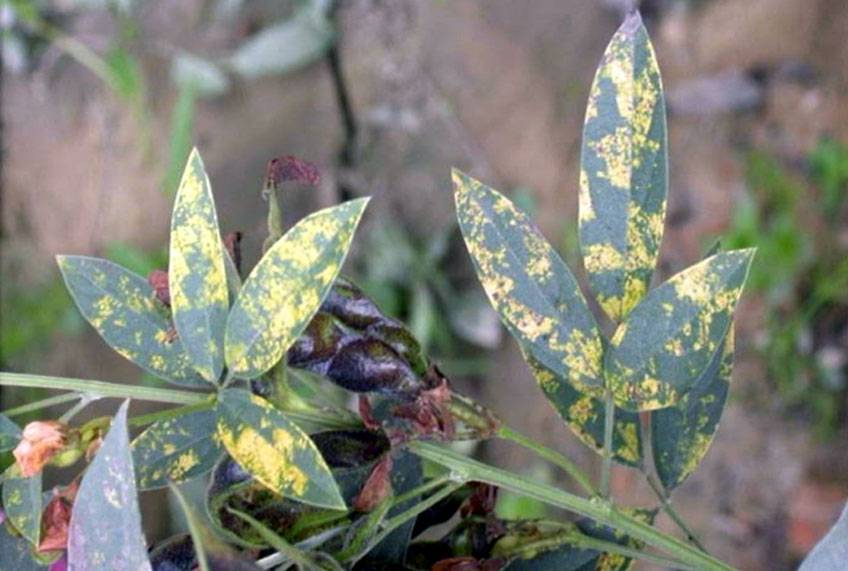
409, 441, 736, 571
0, 372, 208, 405
601, 389, 615, 497
498, 425, 597, 497
357, 482, 464, 561
59, 394, 99, 423
495, 522, 696, 571
1, 373, 358, 432
229, 508, 325, 571
128, 399, 215, 427
574, 534, 698, 571
644, 472, 709, 552
2, 393, 83, 417
169, 483, 212, 571
391, 473, 454, 507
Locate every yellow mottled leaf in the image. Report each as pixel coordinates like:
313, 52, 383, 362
579, 12, 667, 322
454, 170, 605, 398
225, 198, 369, 379
605, 249, 754, 411
215, 389, 345, 510
169, 148, 229, 383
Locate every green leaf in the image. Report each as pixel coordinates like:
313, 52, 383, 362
68, 401, 151, 570
56, 255, 205, 387
579, 11, 668, 322
357, 450, 422, 566
453, 170, 605, 399
1, 467, 42, 546
0, 519, 46, 570
652, 327, 733, 491
605, 249, 754, 411
524, 355, 641, 467
169, 148, 229, 383
215, 389, 346, 510
168, 483, 211, 571
225, 198, 369, 379
0, 414, 20, 452
132, 408, 222, 490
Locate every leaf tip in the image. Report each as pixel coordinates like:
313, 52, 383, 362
620, 8, 644, 36
450, 167, 470, 192
187, 146, 202, 164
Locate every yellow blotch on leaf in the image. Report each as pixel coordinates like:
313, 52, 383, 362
218, 424, 308, 496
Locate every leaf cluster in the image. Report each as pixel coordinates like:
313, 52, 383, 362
0, 11, 768, 571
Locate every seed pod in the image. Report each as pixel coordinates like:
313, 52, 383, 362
321, 278, 385, 329
326, 339, 420, 395
366, 320, 428, 376
287, 312, 349, 374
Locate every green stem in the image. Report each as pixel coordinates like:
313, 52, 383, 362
409, 441, 736, 571
229, 508, 325, 571
2, 393, 83, 417
169, 484, 212, 571
128, 399, 215, 427
574, 534, 698, 571
644, 472, 709, 553
59, 394, 97, 423
498, 425, 597, 496
353, 482, 464, 562
495, 522, 696, 571
0, 372, 208, 405
333, 497, 393, 562
391, 473, 454, 507
1, 373, 357, 432
601, 389, 615, 498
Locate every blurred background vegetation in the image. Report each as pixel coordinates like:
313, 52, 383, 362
2, 1, 847, 569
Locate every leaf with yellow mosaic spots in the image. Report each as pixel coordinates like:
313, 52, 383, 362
579, 11, 667, 322
215, 389, 345, 510
605, 249, 754, 411
524, 353, 642, 467
224, 198, 369, 380
1, 466, 41, 546
57, 255, 207, 388
453, 170, 605, 399
169, 148, 230, 383
68, 401, 151, 571
132, 407, 222, 490
652, 326, 733, 491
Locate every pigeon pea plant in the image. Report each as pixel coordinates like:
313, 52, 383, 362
1, 12, 767, 571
